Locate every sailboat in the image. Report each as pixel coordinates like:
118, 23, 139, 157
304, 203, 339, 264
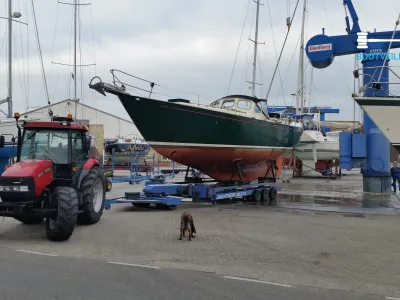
291, 0, 339, 176
90, 1, 303, 182
104, 135, 151, 165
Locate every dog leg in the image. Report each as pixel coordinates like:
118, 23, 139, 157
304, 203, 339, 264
179, 227, 183, 240
191, 221, 196, 238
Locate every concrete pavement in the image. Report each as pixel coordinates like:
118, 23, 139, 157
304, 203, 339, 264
0, 174, 400, 298
0, 247, 385, 300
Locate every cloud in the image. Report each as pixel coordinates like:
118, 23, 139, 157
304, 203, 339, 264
0, 0, 399, 122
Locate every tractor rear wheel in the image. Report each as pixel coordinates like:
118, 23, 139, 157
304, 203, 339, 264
46, 186, 78, 241
77, 167, 106, 225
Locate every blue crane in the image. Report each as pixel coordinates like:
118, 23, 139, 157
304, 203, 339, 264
305, 0, 400, 194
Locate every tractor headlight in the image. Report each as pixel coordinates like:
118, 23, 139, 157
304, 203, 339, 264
0, 185, 29, 192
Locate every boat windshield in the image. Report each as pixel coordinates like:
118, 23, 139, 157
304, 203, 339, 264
221, 100, 235, 109
237, 100, 252, 110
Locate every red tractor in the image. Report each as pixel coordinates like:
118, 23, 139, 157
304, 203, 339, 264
0, 113, 106, 241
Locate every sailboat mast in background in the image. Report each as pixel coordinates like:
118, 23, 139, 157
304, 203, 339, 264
296, 0, 307, 114
0, 0, 22, 118
247, 0, 264, 97
74, 0, 78, 99
251, 0, 260, 98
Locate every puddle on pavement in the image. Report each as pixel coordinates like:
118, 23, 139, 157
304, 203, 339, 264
278, 194, 360, 206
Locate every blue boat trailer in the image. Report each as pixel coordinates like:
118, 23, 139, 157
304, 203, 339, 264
104, 192, 181, 211
104, 180, 281, 211
143, 180, 281, 205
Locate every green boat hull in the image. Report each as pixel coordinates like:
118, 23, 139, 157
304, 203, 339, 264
113, 93, 302, 181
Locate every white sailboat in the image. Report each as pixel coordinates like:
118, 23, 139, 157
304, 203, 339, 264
292, 0, 339, 176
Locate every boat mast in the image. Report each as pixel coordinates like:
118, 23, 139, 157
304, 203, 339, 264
0, 0, 23, 118
296, 0, 307, 114
7, 0, 12, 117
73, 0, 78, 118
251, 0, 261, 98
74, 0, 77, 100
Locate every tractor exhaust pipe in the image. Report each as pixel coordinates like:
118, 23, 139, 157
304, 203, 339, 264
14, 113, 22, 162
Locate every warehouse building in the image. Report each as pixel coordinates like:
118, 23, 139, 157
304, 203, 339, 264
0, 98, 140, 141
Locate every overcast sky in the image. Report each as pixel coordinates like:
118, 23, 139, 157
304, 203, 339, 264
0, 0, 399, 122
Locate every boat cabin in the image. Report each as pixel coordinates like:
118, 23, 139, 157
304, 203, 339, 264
209, 95, 266, 119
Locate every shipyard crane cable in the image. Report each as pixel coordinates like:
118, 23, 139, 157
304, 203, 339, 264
377, 12, 400, 84
226, 0, 251, 95
31, 0, 50, 106
321, 0, 351, 95
264, 0, 300, 103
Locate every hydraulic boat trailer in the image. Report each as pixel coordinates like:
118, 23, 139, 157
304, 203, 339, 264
104, 179, 280, 211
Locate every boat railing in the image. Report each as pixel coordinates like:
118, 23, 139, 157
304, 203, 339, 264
109, 69, 213, 106
352, 65, 400, 97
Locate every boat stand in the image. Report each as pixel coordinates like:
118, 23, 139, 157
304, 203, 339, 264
293, 159, 342, 180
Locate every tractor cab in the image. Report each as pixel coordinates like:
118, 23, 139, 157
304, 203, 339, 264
0, 113, 92, 185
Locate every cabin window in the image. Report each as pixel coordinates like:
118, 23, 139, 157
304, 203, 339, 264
254, 106, 261, 113
237, 100, 252, 110
211, 100, 220, 107
222, 100, 235, 109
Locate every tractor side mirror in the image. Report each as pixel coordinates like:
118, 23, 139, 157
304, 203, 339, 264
84, 136, 92, 151
0, 136, 4, 148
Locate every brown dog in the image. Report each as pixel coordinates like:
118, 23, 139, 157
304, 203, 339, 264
179, 212, 196, 241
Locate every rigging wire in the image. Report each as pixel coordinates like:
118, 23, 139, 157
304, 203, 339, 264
226, 0, 251, 95
89, 0, 97, 108
25, 0, 30, 111
111, 70, 213, 103
264, 0, 300, 102
377, 12, 400, 83
49, 0, 60, 99
78, 3, 85, 105
240, 4, 256, 93
265, 0, 287, 106
30, 0, 50, 105
67, 3, 74, 99
321, 0, 351, 95
12, 28, 28, 111
276, 33, 301, 104
17, 0, 28, 111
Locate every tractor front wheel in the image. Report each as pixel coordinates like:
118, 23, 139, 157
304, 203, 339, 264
77, 167, 106, 225
46, 186, 78, 241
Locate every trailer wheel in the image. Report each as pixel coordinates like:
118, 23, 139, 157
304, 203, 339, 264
252, 190, 262, 202
78, 166, 106, 225
46, 186, 78, 241
106, 179, 112, 192
134, 203, 150, 208
166, 205, 177, 210
268, 188, 278, 206
261, 189, 269, 202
